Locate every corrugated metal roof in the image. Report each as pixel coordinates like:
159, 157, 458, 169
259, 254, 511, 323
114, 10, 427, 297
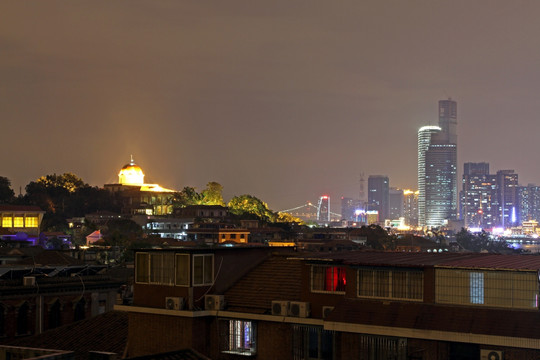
297, 251, 540, 271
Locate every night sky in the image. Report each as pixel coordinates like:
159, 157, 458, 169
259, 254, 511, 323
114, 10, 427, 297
2, 1, 540, 212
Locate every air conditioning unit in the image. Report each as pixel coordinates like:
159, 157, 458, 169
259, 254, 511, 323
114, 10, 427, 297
480, 349, 502, 360
23, 276, 36, 286
205, 295, 225, 310
289, 301, 310, 318
271, 300, 289, 316
322, 306, 334, 319
165, 297, 184, 310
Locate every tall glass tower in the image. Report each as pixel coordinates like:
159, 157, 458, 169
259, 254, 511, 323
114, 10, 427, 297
418, 99, 458, 228
417, 126, 441, 227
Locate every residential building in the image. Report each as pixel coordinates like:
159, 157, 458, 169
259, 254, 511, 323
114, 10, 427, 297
0, 252, 121, 342
117, 247, 540, 359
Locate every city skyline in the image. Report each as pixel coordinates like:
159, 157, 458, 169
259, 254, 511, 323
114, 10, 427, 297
3, 2, 540, 212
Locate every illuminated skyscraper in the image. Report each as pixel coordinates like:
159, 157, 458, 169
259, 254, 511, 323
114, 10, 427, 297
462, 162, 498, 229
389, 188, 404, 220
417, 99, 458, 227
497, 170, 519, 227
403, 190, 419, 226
368, 175, 389, 223
417, 125, 441, 226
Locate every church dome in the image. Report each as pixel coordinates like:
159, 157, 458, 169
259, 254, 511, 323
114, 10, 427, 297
118, 156, 145, 185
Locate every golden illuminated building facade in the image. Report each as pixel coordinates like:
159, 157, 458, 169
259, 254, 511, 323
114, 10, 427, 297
105, 157, 176, 215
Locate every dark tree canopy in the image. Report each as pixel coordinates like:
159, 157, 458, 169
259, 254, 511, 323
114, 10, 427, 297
0, 176, 15, 204
355, 224, 396, 250
22, 173, 119, 231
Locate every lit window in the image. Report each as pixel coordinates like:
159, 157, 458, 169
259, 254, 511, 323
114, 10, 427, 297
193, 254, 213, 286
470, 272, 484, 304
13, 216, 24, 228
25, 216, 39, 228
222, 320, 256, 355
312, 266, 346, 293
2, 216, 12, 228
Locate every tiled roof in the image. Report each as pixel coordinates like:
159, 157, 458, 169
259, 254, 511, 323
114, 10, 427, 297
5, 310, 128, 359
0, 205, 44, 212
225, 254, 303, 313
327, 298, 540, 339
15, 250, 85, 266
297, 250, 540, 271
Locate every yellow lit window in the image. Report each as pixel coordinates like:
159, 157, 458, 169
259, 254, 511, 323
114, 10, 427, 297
13, 216, 24, 227
26, 216, 39, 228
2, 216, 12, 227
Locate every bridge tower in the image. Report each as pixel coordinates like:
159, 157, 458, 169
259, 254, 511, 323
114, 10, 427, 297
317, 195, 330, 222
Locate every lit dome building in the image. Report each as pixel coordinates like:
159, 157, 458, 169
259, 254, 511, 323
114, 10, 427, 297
105, 156, 176, 215
119, 157, 145, 185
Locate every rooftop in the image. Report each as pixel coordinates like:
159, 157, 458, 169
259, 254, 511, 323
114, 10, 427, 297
298, 250, 540, 271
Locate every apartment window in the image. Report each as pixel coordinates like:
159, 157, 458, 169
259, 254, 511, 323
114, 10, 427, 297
356, 335, 407, 360
175, 254, 190, 286
2, 216, 12, 228
13, 216, 24, 228
358, 268, 423, 301
149, 252, 175, 285
312, 265, 346, 293
193, 254, 213, 286
136, 252, 175, 285
436, 269, 538, 309
292, 325, 333, 360
221, 319, 256, 356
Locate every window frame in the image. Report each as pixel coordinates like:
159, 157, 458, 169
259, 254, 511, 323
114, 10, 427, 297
193, 254, 214, 286
311, 265, 347, 294
175, 253, 190, 286
357, 267, 424, 301
135, 252, 150, 284
222, 319, 257, 356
